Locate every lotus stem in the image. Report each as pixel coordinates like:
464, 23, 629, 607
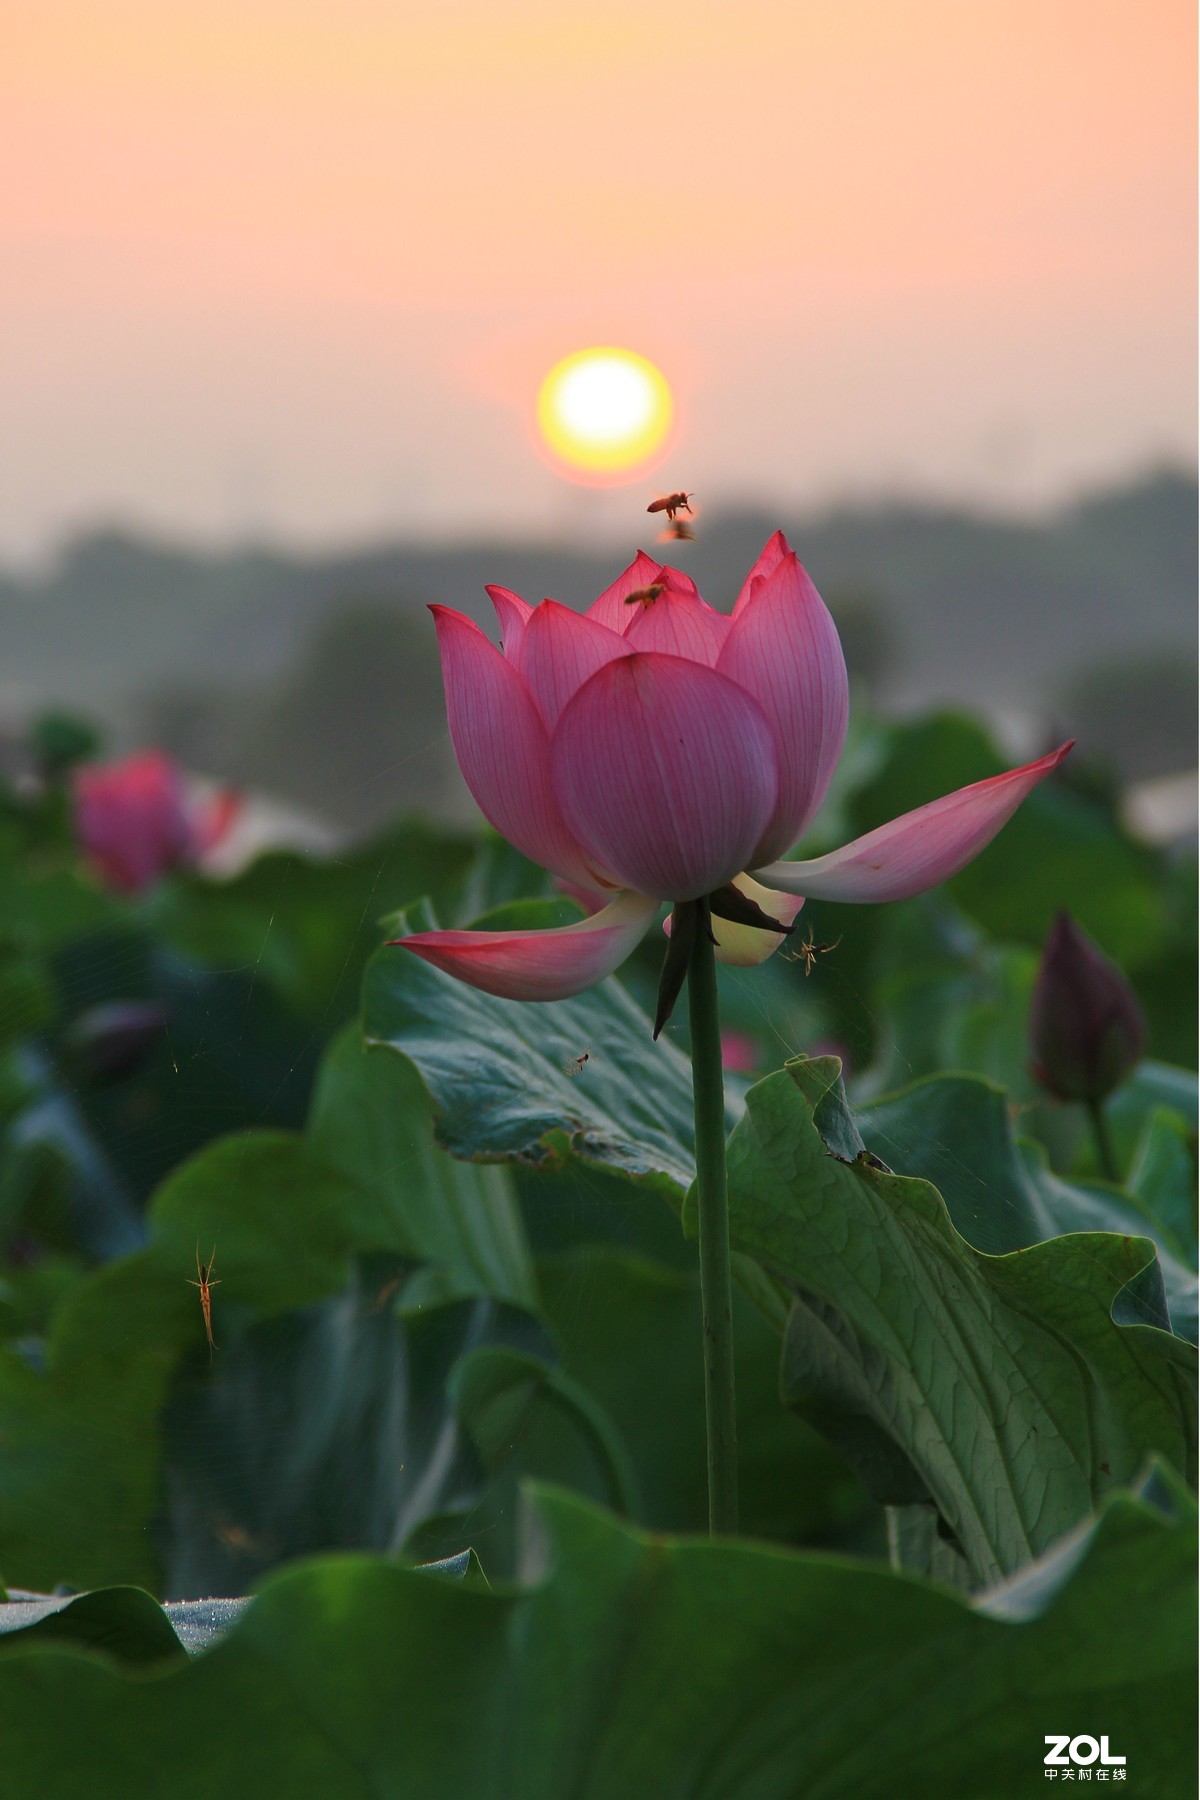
687, 904, 739, 1536
1086, 1097, 1118, 1182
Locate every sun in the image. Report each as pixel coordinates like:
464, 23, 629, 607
537, 347, 673, 480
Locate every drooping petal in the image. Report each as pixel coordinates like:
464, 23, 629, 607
514, 600, 631, 730
733, 528, 790, 615
585, 551, 665, 633
551, 653, 779, 902
754, 742, 1074, 902
431, 605, 602, 889
718, 535, 849, 862
662, 872, 804, 966
624, 579, 731, 664
390, 891, 660, 1001
485, 584, 533, 658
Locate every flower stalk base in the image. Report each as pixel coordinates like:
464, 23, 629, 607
686, 904, 739, 1537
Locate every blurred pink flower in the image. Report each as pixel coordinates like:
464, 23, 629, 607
73, 750, 240, 894
395, 533, 1071, 1004
719, 1029, 760, 1075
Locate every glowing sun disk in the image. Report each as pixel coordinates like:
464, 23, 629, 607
538, 347, 673, 477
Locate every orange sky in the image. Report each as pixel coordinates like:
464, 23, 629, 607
1, 0, 1194, 554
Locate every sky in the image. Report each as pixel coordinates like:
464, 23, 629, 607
1, 0, 1195, 558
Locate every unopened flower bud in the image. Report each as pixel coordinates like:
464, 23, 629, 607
1029, 912, 1145, 1103
64, 1001, 168, 1084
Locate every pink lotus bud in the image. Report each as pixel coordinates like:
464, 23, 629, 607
72, 751, 239, 895
1030, 911, 1145, 1103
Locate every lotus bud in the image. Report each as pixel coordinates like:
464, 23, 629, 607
64, 1001, 168, 1084
1029, 912, 1145, 1103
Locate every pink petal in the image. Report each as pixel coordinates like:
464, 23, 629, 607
390, 891, 660, 1001
485, 584, 533, 659
585, 551, 665, 633
663, 872, 804, 966
73, 750, 195, 893
551, 653, 779, 902
193, 787, 243, 855
514, 600, 631, 730
733, 528, 790, 616
431, 605, 602, 889
718, 536, 849, 862
753, 742, 1074, 902
720, 1029, 760, 1074
624, 580, 731, 664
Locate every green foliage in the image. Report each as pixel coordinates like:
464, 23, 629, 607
0, 696, 1194, 1778
0, 1480, 1192, 1798
709, 1058, 1195, 1585
364, 899, 700, 1200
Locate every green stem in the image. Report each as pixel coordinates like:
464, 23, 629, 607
1087, 1097, 1118, 1182
687, 908, 738, 1536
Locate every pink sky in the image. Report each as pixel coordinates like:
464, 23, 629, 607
1, 0, 1194, 555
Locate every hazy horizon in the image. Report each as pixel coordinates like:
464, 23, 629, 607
3, 458, 1195, 582
3, 1, 1195, 560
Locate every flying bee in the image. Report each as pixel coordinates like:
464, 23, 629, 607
659, 518, 695, 543
784, 932, 842, 977
647, 491, 694, 522
563, 1049, 591, 1077
623, 583, 665, 608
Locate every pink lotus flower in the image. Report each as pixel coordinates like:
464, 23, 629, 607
396, 533, 1070, 1020
73, 750, 240, 895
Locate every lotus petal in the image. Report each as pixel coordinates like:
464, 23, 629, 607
719, 535, 849, 862
391, 891, 660, 1001
585, 551, 666, 633
754, 742, 1074, 901
552, 653, 779, 902
625, 579, 730, 664
515, 600, 631, 730
431, 605, 602, 889
485, 584, 533, 658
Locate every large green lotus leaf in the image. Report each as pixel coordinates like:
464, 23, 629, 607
158, 1286, 549, 1599
703, 1061, 1196, 1585
363, 900, 698, 1200
1128, 1107, 1198, 1265
0, 853, 117, 953
857, 1073, 1197, 1319
307, 1023, 536, 1309
0, 1585, 185, 1666
0, 1547, 485, 1664
507, 1244, 874, 1549
0, 1015, 539, 1590
0, 1482, 1191, 1798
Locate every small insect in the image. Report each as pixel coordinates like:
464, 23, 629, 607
187, 1243, 220, 1358
659, 518, 695, 542
623, 583, 665, 608
647, 491, 694, 522
784, 931, 842, 977
563, 1050, 591, 1077
365, 1273, 404, 1316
